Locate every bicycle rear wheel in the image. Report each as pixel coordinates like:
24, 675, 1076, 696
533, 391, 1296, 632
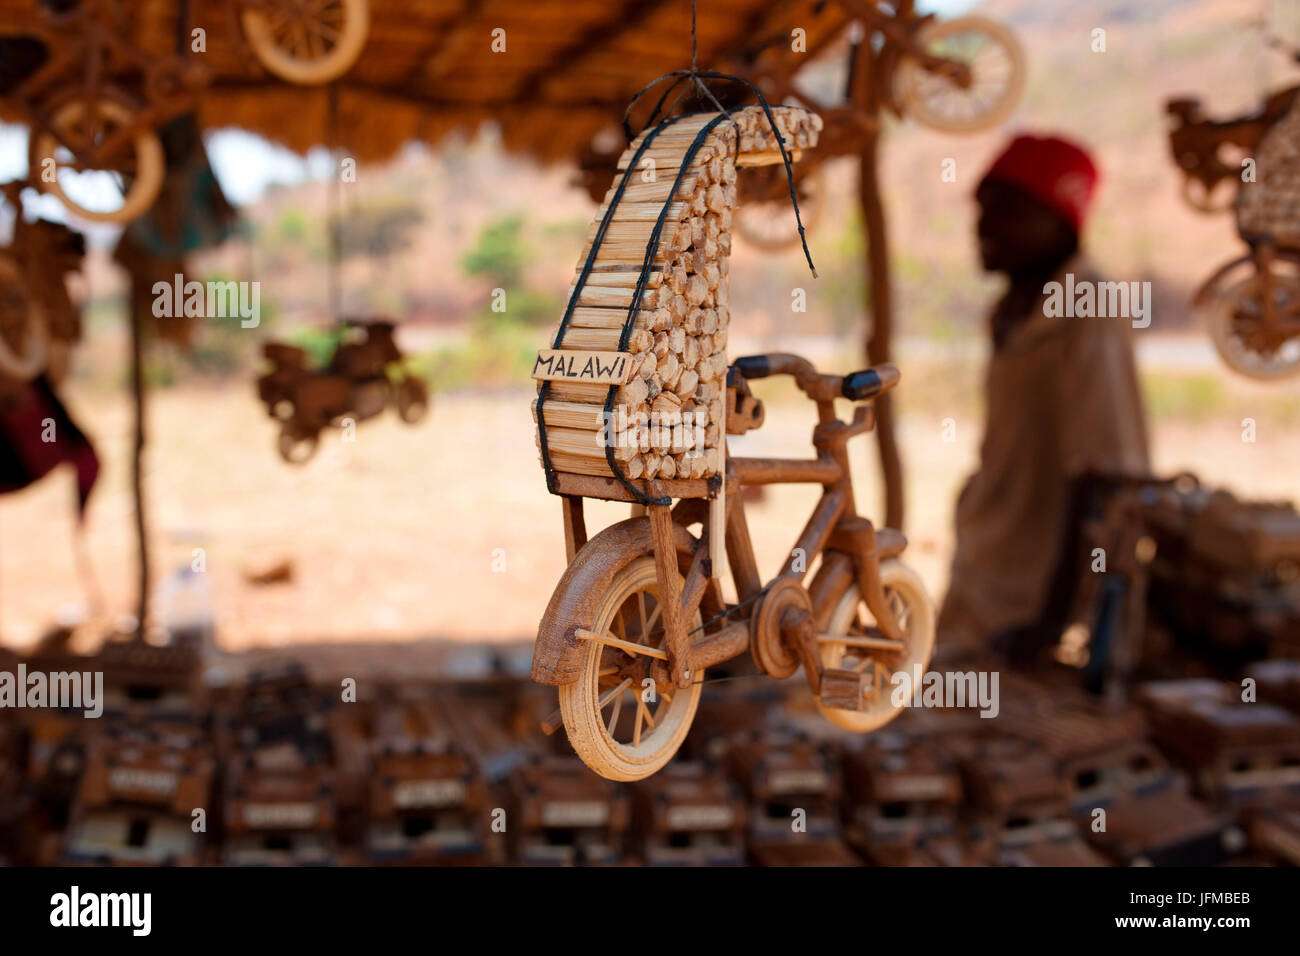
815, 558, 935, 732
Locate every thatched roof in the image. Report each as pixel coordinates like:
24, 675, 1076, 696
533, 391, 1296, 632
0, 0, 849, 164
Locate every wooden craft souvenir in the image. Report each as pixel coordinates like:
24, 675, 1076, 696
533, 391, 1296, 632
0, 187, 86, 386
1085, 775, 1241, 867
257, 318, 429, 463
1165, 90, 1300, 378
1136, 679, 1300, 808
531, 107, 935, 782
221, 752, 339, 866
234, 0, 370, 85
734, 0, 1025, 250
359, 697, 488, 865
1253, 659, 1300, 715
947, 735, 1075, 852
1068, 476, 1300, 687
841, 730, 962, 852
62, 721, 212, 865
507, 756, 630, 866
631, 762, 746, 866
1246, 806, 1300, 865
1164, 92, 1292, 214
0, 0, 368, 221
726, 730, 843, 847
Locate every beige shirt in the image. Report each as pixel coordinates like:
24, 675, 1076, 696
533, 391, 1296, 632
938, 259, 1150, 652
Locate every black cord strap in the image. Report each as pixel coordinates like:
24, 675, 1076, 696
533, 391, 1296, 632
537, 113, 688, 499
543, 62, 819, 506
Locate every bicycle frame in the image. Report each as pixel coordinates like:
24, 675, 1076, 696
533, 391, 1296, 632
542, 355, 906, 698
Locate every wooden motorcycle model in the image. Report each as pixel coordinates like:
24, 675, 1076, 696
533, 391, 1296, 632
1164, 91, 1295, 215
531, 104, 935, 782
257, 319, 428, 464
0, 0, 368, 224
733, 0, 1025, 250
0, 183, 85, 388
1167, 92, 1300, 379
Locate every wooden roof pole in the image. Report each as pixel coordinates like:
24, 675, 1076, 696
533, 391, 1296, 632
849, 24, 904, 530
128, 287, 149, 639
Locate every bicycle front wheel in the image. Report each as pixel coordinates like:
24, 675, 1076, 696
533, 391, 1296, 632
559, 555, 703, 781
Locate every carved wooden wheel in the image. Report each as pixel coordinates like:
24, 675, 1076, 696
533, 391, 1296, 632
29, 95, 165, 224
277, 421, 320, 463
1208, 273, 1300, 380
242, 0, 370, 85
733, 165, 823, 252
558, 556, 703, 781
395, 376, 428, 423
894, 16, 1025, 134
815, 558, 935, 732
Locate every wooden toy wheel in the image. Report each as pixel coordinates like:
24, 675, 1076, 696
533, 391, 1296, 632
395, 376, 428, 423
894, 17, 1025, 134
558, 556, 703, 781
29, 95, 165, 224
734, 166, 823, 252
242, 0, 370, 85
0, 251, 48, 381
277, 422, 320, 463
1207, 273, 1300, 380
815, 558, 935, 732
1182, 176, 1237, 215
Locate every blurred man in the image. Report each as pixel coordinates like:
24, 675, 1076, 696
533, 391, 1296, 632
938, 134, 1150, 657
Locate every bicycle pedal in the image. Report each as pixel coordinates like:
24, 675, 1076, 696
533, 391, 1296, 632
820, 668, 872, 711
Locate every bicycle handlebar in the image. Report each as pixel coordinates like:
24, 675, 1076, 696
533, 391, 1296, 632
732, 353, 899, 402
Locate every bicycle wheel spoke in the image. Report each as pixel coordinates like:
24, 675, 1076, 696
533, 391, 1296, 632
598, 678, 631, 712
644, 600, 662, 635
638, 696, 657, 732
606, 685, 626, 737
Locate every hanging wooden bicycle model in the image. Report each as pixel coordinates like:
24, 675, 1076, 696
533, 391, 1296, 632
531, 80, 935, 782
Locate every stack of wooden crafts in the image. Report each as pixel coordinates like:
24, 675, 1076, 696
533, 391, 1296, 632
533, 105, 822, 483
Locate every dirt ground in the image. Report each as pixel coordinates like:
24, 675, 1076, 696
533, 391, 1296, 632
2, 335, 1296, 654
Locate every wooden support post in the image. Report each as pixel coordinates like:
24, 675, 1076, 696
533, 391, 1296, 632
561, 495, 587, 562
853, 28, 905, 531
708, 477, 726, 579
128, 299, 149, 638
646, 482, 690, 688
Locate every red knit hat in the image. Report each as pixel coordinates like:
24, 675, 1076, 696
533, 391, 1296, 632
980, 134, 1099, 233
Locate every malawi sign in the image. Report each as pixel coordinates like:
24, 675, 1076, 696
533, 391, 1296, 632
532, 349, 634, 385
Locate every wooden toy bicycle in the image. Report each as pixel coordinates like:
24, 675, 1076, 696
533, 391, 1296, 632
531, 87, 935, 781
0, 0, 368, 223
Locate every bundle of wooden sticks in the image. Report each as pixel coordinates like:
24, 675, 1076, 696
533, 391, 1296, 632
533, 105, 822, 482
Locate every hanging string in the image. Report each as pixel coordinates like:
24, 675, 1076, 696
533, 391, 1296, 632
623, 68, 819, 278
